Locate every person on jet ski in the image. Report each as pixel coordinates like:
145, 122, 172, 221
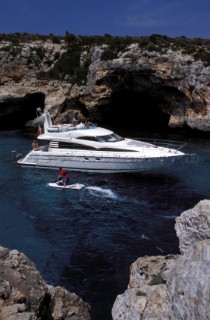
57, 168, 70, 186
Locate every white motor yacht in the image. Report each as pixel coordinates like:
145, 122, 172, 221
17, 112, 186, 173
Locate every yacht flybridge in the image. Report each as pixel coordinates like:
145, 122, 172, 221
17, 112, 186, 173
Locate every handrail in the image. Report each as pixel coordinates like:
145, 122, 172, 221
132, 138, 187, 150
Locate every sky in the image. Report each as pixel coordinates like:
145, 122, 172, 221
0, 0, 209, 39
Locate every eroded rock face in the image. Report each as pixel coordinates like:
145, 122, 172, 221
0, 39, 210, 130
175, 199, 210, 253
0, 246, 91, 320
165, 239, 210, 320
112, 255, 177, 320
112, 200, 210, 320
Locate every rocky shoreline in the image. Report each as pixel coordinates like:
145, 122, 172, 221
0, 35, 210, 132
0, 246, 91, 320
112, 200, 210, 319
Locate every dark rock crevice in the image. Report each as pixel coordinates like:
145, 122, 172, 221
100, 90, 170, 131
95, 69, 190, 132
0, 92, 45, 129
56, 97, 89, 122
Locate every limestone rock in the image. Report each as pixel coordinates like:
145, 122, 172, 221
113, 200, 210, 320
0, 246, 91, 320
112, 255, 177, 320
0, 37, 210, 130
175, 199, 210, 253
165, 239, 210, 320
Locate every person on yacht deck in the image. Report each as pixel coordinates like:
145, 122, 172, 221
84, 118, 93, 128
32, 140, 39, 151
71, 117, 78, 126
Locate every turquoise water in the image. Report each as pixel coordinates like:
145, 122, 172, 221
0, 130, 210, 320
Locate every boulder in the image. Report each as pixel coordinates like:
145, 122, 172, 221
0, 246, 91, 320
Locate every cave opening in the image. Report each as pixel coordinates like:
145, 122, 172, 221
101, 90, 170, 132
0, 92, 45, 130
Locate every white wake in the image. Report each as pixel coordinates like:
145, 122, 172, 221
86, 186, 118, 199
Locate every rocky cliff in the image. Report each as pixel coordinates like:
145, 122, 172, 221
0, 34, 210, 131
112, 199, 210, 319
0, 246, 91, 320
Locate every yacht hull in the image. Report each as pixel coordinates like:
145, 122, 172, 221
17, 149, 184, 173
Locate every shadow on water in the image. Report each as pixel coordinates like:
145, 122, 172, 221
1, 130, 210, 320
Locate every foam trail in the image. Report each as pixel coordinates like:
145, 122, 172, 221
141, 234, 150, 241
162, 215, 177, 219
86, 186, 117, 199
156, 246, 165, 253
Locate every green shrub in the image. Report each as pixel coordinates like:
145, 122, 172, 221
101, 48, 118, 61
37, 44, 90, 84
10, 46, 22, 57
193, 51, 210, 66
0, 45, 11, 52
136, 291, 147, 296
32, 46, 46, 60
2, 32, 210, 81
0, 44, 22, 57
149, 275, 166, 286
64, 32, 76, 44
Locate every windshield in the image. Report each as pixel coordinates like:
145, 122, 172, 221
95, 133, 124, 142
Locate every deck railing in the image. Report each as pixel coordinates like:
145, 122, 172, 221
133, 138, 187, 150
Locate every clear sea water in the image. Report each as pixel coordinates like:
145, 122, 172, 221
0, 129, 210, 320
